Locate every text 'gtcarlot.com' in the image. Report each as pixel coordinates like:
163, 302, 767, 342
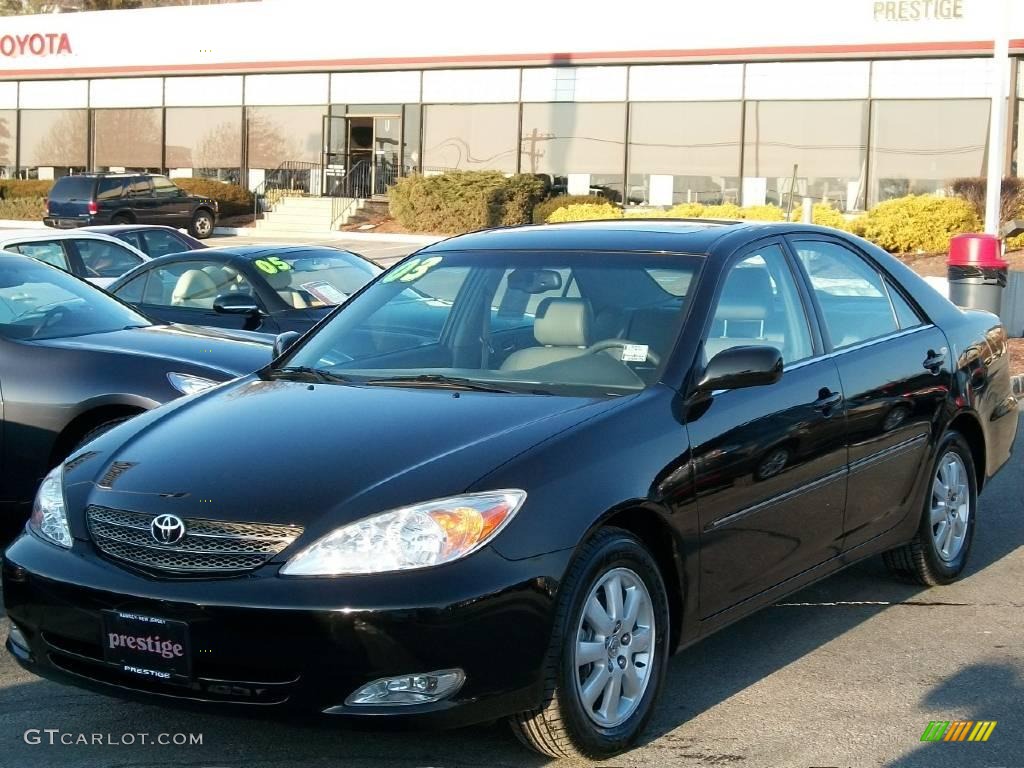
24, 729, 203, 746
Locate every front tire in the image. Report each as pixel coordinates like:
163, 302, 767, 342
189, 209, 214, 239
883, 431, 977, 585
509, 527, 670, 758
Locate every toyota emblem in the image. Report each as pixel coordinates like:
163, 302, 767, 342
151, 514, 186, 545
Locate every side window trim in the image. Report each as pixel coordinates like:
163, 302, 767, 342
787, 234, 924, 353
700, 236, 819, 367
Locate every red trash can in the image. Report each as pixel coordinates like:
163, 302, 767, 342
947, 233, 1008, 316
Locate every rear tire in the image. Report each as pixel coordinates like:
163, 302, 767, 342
111, 213, 132, 225
509, 527, 670, 758
189, 210, 214, 239
883, 431, 977, 586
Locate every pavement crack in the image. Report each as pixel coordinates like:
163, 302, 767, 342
775, 600, 1023, 608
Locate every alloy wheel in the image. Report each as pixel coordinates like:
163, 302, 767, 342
573, 567, 655, 728
931, 451, 970, 562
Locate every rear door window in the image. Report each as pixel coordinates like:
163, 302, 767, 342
8, 241, 71, 271
73, 239, 145, 278
141, 229, 191, 257
96, 178, 127, 202
128, 177, 152, 198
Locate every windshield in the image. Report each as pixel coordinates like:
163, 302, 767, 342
281, 250, 702, 396
253, 249, 381, 308
0, 257, 150, 341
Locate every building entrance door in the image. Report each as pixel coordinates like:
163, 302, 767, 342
321, 114, 401, 198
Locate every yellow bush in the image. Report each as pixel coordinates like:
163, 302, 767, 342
740, 204, 786, 221
546, 203, 623, 223
856, 195, 981, 253
788, 202, 852, 230
701, 203, 745, 219
664, 202, 707, 218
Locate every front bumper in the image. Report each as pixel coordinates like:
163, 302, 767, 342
3, 532, 570, 728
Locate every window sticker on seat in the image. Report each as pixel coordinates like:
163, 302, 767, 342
621, 344, 648, 362
300, 280, 347, 305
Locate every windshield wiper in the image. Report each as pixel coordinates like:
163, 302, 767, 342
270, 366, 353, 384
361, 374, 518, 393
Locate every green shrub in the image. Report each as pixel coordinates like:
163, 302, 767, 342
389, 171, 546, 234
174, 178, 252, 217
0, 197, 46, 220
532, 194, 610, 224
0, 180, 53, 200
546, 203, 623, 223
856, 194, 981, 253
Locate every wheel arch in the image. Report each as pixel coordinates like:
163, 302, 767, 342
589, 506, 686, 652
49, 401, 150, 468
945, 410, 987, 492
110, 209, 136, 223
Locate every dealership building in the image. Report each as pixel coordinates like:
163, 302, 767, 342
0, 0, 1023, 210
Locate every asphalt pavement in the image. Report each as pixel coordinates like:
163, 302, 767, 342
1, 427, 1022, 768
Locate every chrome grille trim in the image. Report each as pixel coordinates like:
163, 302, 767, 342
86, 505, 303, 574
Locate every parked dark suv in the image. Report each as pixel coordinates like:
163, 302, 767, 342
43, 174, 219, 239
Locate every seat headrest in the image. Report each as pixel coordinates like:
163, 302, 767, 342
717, 267, 772, 322
172, 269, 218, 305
534, 298, 592, 347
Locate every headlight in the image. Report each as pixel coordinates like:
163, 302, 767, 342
167, 372, 217, 395
280, 490, 526, 576
28, 465, 71, 548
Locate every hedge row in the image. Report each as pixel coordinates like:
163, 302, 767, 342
389, 171, 546, 234
544, 195, 991, 255
0, 178, 253, 219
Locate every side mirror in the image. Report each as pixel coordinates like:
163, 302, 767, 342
273, 330, 301, 358
697, 345, 783, 392
213, 293, 259, 315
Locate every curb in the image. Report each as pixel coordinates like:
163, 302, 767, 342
213, 226, 443, 246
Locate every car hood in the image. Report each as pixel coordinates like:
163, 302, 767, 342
65, 378, 623, 541
34, 324, 273, 378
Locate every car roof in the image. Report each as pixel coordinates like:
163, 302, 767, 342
0, 228, 132, 244
152, 244, 358, 262
420, 220, 862, 257
84, 225, 183, 234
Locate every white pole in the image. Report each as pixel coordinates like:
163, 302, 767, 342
985, 0, 1011, 235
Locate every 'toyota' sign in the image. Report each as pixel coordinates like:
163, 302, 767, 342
0, 33, 72, 58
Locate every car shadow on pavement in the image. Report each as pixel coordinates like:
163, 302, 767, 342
883, 662, 1024, 768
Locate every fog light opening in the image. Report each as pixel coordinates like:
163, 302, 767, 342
344, 668, 465, 706
8, 624, 29, 653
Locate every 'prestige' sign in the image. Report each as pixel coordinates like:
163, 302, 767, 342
873, 0, 965, 21
0, 33, 72, 58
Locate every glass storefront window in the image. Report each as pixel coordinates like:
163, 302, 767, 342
627, 101, 741, 206
166, 106, 242, 183
0, 110, 15, 178
422, 104, 518, 173
743, 100, 868, 212
246, 105, 324, 193
92, 108, 162, 172
520, 103, 626, 201
18, 109, 87, 179
869, 99, 990, 206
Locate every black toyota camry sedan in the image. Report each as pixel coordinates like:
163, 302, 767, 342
4, 221, 1018, 758
0, 252, 273, 535
108, 244, 381, 335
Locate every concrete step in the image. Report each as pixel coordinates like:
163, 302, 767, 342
253, 223, 338, 234
261, 212, 336, 224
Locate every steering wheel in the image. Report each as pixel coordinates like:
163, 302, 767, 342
31, 306, 70, 338
585, 338, 661, 366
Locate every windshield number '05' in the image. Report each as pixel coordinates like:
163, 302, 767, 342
254, 256, 292, 274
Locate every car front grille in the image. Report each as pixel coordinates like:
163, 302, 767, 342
86, 505, 303, 575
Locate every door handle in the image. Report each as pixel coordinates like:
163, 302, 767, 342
813, 389, 843, 415
922, 347, 947, 374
